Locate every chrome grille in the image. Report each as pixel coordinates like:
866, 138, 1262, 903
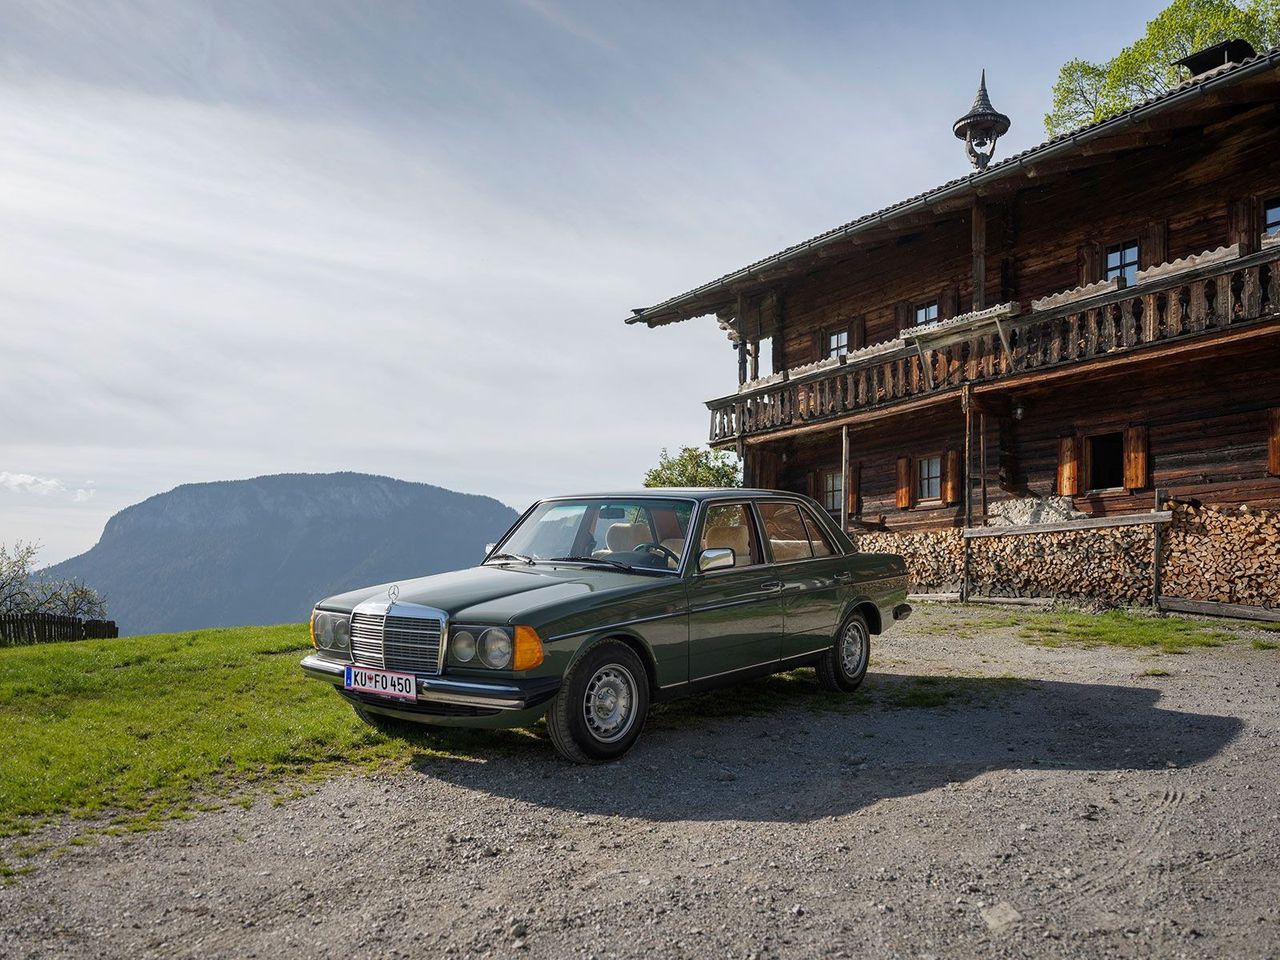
350, 609, 443, 675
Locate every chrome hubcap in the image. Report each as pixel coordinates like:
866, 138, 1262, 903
839, 621, 867, 677
583, 664, 637, 743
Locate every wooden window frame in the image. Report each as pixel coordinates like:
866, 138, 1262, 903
914, 300, 940, 327
823, 327, 849, 359
819, 468, 843, 515
1081, 430, 1127, 494
1266, 197, 1280, 238
915, 452, 944, 505
1105, 240, 1139, 286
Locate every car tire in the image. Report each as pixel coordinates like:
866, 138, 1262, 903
817, 611, 871, 693
546, 639, 650, 764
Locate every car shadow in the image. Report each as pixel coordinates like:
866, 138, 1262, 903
396, 670, 1243, 824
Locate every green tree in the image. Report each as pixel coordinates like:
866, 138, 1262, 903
1045, 0, 1280, 137
643, 446, 742, 488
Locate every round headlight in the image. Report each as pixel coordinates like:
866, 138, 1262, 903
331, 616, 350, 651
479, 628, 513, 669
452, 629, 477, 662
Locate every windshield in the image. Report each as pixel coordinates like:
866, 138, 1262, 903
490, 498, 695, 572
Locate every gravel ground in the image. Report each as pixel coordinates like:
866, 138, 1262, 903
3, 603, 1279, 960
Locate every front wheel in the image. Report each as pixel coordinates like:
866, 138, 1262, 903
546, 640, 650, 764
817, 611, 871, 692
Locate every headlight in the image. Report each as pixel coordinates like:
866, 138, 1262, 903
479, 627, 513, 669
452, 628, 477, 662
310, 610, 352, 653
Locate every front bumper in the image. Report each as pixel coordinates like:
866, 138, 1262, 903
300, 654, 560, 712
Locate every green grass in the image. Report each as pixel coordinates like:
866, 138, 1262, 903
1140, 667, 1172, 677
1017, 610, 1233, 654
1252, 638, 1280, 650
0, 624, 471, 838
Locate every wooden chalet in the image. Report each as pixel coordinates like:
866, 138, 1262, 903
628, 41, 1280, 537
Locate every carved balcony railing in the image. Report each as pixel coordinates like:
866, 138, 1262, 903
708, 245, 1280, 444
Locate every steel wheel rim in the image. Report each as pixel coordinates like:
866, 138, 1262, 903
839, 621, 867, 678
582, 664, 637, 743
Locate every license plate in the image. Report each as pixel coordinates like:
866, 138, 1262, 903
344, 665, 417, 702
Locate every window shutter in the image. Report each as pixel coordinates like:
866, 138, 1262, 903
1057, 436, 1080, 496
1077, 242, 1102, 286
894, 301, 912, 332
812, 331, 824, 362
849, 316, 866, 350
939, 285, 960, 321
846, 462, 861, 517
895, 456, 913, 509
942, 448, 962, 505
1141, 220, 1168, 270
1123, 425, 1149, 491
1268, 409, 1280, 477
1228, 197, 1259, 255
806, 470, 817, 500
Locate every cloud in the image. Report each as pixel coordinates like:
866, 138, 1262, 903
0, 472, 95, 502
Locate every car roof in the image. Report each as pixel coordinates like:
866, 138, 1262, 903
543, 488, 805, 503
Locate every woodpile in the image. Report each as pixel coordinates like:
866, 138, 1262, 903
852, 530, 963, 593
1163, 501, 1280, 608
855, 501, 1280, 610
968, 527, 1153, 605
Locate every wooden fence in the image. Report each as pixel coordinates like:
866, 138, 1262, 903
0, 613, 119, 647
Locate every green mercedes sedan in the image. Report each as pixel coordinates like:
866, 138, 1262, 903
301, 489, 910, 763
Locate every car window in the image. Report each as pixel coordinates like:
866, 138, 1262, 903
493, 498, 693, 571
800, 507, 837, 558
699, 503, 762, 567
756, 502, 814, 563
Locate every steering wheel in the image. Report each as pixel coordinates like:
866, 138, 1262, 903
632, 542, 680, 565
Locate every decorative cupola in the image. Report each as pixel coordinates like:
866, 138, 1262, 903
953, 71, 1011, 171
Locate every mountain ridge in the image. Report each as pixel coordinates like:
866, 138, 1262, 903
47, 472, 518, 635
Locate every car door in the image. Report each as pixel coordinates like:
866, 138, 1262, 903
684, 500, 783, 684
757, 500, 847, 662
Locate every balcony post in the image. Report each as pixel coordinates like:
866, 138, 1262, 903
841, 424, 851, 531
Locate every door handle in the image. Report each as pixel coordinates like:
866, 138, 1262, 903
761, 580, 783, 591
835, 572, 853, 583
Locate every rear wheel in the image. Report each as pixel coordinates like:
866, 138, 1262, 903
546, 640, 649, 764
817, 611, 870, 692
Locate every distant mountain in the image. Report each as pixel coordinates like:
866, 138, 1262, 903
46, 473, 518, 636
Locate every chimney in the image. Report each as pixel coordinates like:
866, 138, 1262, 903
1175, 39, 1256, 79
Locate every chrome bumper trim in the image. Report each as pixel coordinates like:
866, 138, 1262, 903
300, 654, 535, 711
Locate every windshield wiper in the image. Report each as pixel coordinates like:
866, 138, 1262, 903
488, 552, 535, 565
546, 555, 635, 572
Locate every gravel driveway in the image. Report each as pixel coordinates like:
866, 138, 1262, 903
3, 604, 1277, 959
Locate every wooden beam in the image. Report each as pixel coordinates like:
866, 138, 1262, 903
971, 201, 986, 312
1158, 596, 1280, 624
964, 511, 1172, 538
743, 386, 963, 445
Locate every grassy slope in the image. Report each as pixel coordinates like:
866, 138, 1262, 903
0, 624, 416, 837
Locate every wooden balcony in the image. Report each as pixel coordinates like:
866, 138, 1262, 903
708, 245, 1280, 445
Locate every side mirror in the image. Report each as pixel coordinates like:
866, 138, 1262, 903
698, 547, 735, 573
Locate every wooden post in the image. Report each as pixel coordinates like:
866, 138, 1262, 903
962, 387, 973, 601
1152, 487, 1167, 609
972, 201, 987, 312
979, 412, 989, 519
749, 341, 759, 381
841, 424, 851, 532
737, 339, 748, 385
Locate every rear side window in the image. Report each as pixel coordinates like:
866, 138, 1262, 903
700, 503, 762, 567
800, 508, 837, 557
757, 502, 814, 563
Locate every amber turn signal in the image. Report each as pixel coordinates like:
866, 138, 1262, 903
512, 625, 544, 671
308, 609, 318, 648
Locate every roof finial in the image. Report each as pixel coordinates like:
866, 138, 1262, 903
953, 70, 1011, 171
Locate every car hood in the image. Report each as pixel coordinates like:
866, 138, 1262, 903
316, 563, 656, 623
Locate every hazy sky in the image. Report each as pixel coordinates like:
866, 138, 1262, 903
1, 0, 1168, 565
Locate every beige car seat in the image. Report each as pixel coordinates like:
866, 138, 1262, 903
702, 524, 751, 566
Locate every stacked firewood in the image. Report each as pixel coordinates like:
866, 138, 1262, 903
1163, 501, 1280, 607
968, 527, 1153, 605
852, 530, 963, 592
